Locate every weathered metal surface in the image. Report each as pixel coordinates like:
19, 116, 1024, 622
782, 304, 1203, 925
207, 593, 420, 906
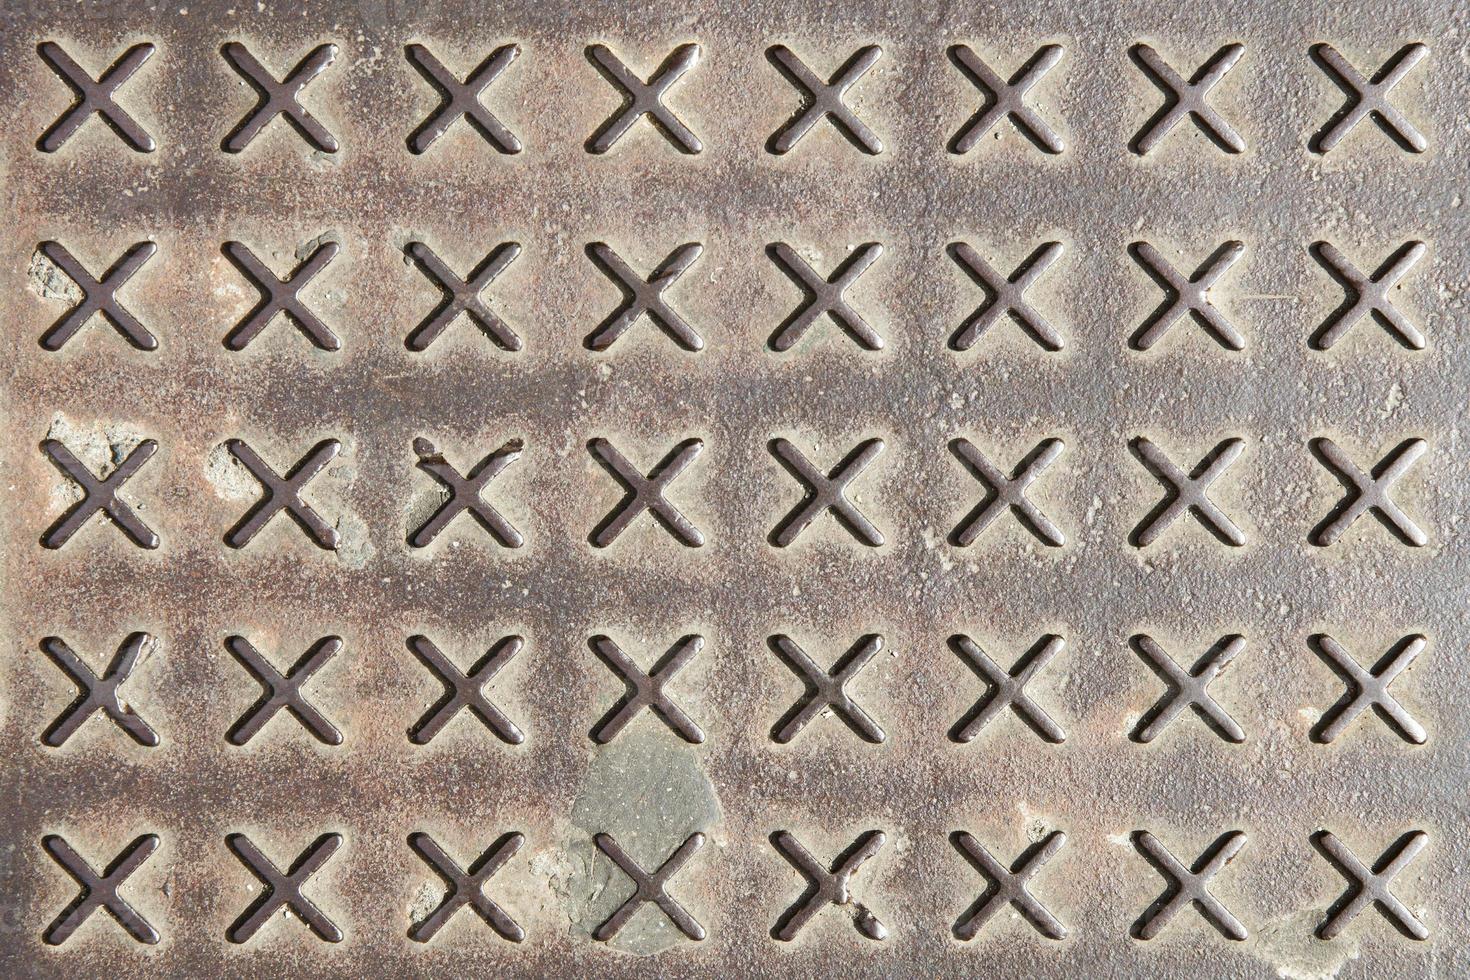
2, 0, 1467, 976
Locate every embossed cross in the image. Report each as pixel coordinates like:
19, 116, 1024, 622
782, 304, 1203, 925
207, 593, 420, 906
953, 830, 1067, 940
41, 437, 159, 549
772, 830, 887, 941
1311, 634, 1426, 745
1311, 240, 1426, 350
37, 41, 155, 152
769, 242, 884, 351
1131, 43, 1245, 154
1130, 241, 1246, 350
1132, 634, 1245, 743
222, 42, 338, 153
951, 437, 1065, 547
43, 834, 159, 945
406, 241, 522, 351
41, 633, 159, 747
223, 239, 340, 351
770, 437, 885, 546
410, 438, 523, 548
37, 240, 157, 351
586, 242, 703, 351
770, 633, 885, 744
589, 437, 704, 547
226, 635, 343, 746
408, 831, 525, 942
227, 832, 342, 942
768, 45, 883, 154
1316, 830, 1429, 940
1131, 436, 1246, 547
590, 634, 704, 744
586, 44, 702, 153
1311, 43, 1428, 153
1134, 830, 1248, 940
951, 634, 1066, 743
949, 241, 1064, 351
593, 832, 706, 941
406, 43, 522, 154
949, 44, 1064, 154
224, 438, 342, 549
407, 634, 524, 745
1311, 437, 1427, 547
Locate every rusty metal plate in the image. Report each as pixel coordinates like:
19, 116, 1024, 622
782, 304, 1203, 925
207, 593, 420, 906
2, 0, 1466, 976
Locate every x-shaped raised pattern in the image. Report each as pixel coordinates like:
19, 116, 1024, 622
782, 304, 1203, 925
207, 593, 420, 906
768, 45, 883, 154
406, 43, 522, 154
37, 41, 155, 152
1312, 43, 1428, 154
770, 437, 884, 546
41, 633, 159, 748
407, 634, 524, 745
1132, 436, 1246, 547
408, 831, 524, 942
227, 832, 342, 943
594, 832, 706, 941
41, 437, 159, 549
1132, 634, 1245, 743
589, 437, 703, 547
406, 241, 522, 351
223, 239, 340, 351
950, 44, 1064, 154
226, 635, 343, 746
1131, 43, 1245, 154
1311, 240, 1427, 350
225, 438, 342, 549
949, 241, 1063, 351
953, 830, 1067, 940
1312, 634, 1426, 745
410, 437, 523, 548
1311, 437, 1427, 547
43, 834, 159, 945
769, 242, 884, 351
587, 43, 702, 154
951, 437, 1065, 547
222, 42, 338, 153
1316, 830, 1429, 940
1134, 830, 1248, 940
952, 634, 1066, 743
591, 634, 704, 744
586, 242, 703, 351
773, 830, 887, 941
37, 240, 157, 351
1131, 241, 1246, 350
771, 633, 885, 744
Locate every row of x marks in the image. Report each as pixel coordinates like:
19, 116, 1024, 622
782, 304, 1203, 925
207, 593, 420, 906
37, 631, 1427, 749
38, 40, 1429, 156
36, 235, 1427, 354
41, 825, 1430, 945
40, 432, 1431, 551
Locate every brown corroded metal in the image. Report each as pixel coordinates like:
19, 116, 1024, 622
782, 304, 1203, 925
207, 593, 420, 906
2, 0, 1468, 976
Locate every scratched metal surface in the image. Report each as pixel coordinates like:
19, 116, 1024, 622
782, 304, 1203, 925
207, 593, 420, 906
2, 0, 1468, 976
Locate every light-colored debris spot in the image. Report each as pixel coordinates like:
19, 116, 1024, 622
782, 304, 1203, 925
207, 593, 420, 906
1379, 381, 1404, 419
1250, 908, 1360, 980
333, 512, 376, 569
408, 882, 443, 926
295, 231, 338, 263
562, 727, 721, 956
44, 414, 146, 506
204, 442, 259, 499
27, 249, 81, 304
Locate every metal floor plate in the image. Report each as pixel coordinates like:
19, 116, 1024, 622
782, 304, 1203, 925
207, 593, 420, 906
2, 0, 1467, 976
